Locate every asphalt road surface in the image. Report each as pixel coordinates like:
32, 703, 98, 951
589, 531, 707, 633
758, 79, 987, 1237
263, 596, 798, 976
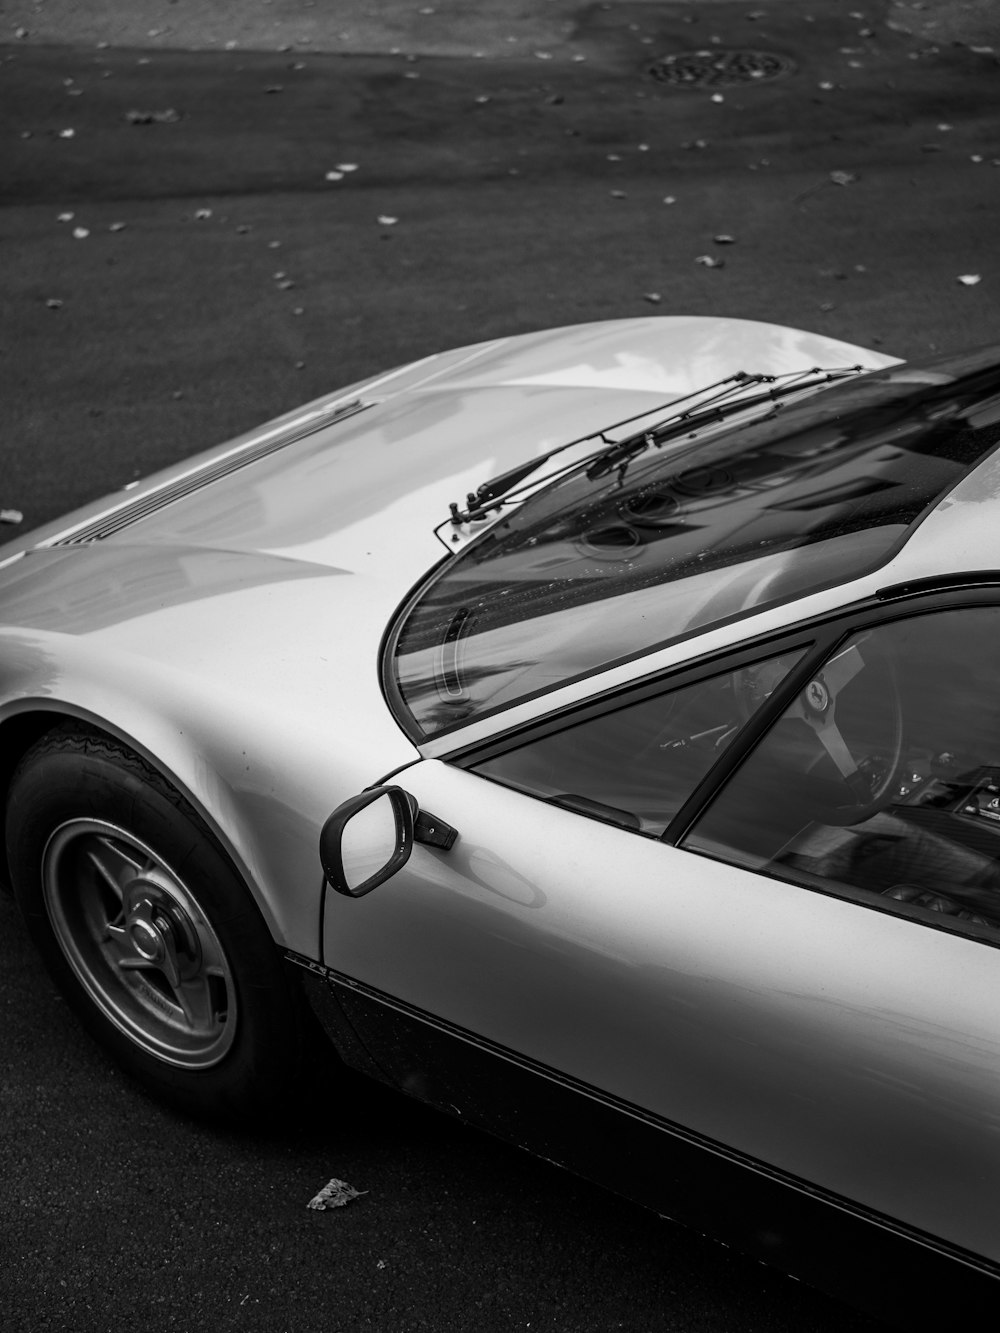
2, 2, 999, 1330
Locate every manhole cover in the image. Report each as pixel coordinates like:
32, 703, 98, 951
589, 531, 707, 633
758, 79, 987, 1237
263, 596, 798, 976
649, 49, 795, 86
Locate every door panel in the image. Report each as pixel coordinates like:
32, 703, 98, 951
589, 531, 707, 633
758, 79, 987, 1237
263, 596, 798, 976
322, 758, 1000, 1261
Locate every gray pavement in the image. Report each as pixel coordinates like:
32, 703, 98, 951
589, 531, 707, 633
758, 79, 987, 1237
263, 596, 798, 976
3, 0, 999, 57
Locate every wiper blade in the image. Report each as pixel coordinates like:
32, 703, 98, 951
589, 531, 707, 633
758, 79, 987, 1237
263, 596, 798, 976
445, 372, 755, 528
441, 364, 867, 541
584, 365, 864, 481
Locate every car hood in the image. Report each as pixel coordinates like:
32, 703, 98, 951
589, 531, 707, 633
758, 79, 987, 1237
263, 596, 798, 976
0, 317, 895, 690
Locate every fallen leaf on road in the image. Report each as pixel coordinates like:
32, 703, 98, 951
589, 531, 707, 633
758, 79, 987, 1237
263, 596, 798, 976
46, 299, 63, 309
59, 128, 76, 138
957, 274, 982, 286
377, 216, 399, 226
643, 293, 662, 304
0, 509, 24, 525
713, 234, 736, 244
325, 171, 344, 181
57, 212, 74, 222
829, 170, 857, 186
125, 108, 180, 124
194, 208, 212, 219
72, 227, 90, 239
307, 1178, 367, 1211
695, 255, 725, 268
337, 164, 359, 172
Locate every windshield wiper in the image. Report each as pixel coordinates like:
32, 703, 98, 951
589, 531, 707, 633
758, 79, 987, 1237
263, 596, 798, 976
442, 365, 867, 541
584, 366, 864, 482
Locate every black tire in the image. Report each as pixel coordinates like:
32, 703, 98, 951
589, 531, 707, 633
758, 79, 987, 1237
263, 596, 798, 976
6, 724, 314, 1124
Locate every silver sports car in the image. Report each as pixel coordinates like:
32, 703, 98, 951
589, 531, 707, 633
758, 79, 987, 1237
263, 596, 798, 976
3, 317, 999, 1327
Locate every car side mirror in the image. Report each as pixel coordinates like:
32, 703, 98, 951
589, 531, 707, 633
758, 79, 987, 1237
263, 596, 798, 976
320, 785, 415, 898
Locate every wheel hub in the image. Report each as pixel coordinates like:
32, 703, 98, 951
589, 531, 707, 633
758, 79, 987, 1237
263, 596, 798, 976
127, 912, 165, 962
41, 818, 236, 1068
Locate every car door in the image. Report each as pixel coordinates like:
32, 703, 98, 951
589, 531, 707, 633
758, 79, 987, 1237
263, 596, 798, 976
321, 594, 1000, 1270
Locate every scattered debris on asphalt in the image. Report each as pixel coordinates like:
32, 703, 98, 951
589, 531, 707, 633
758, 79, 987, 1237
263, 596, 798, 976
794, 169, 858, 203
957, 274, 982, 286
307, 1177, 367, 1211
125, 108, 180, 125
713, 234, 736, 244
643, 292, 662, 304
45, 299, 63, 309
72, 227, 89, 239
377, 215, 399, 226
1, 509, 24, 525
695, 255, 725, 268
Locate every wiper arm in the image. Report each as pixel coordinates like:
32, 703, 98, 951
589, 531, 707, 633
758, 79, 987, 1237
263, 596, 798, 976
584, 365, 864, 482
445, 372, 757, 529
441, 364, 867, 541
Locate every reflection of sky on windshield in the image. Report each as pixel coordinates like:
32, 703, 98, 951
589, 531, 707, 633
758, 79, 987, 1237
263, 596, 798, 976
395, 358, 1000, 738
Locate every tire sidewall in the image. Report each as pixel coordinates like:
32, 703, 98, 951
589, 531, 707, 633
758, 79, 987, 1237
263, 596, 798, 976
7, 730, 307, 1123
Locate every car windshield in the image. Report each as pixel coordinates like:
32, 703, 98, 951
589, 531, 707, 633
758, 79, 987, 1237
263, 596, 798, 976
390, 348, 1000, 738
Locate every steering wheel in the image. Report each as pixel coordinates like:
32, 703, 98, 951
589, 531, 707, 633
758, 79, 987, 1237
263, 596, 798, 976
786, 642, 904, 825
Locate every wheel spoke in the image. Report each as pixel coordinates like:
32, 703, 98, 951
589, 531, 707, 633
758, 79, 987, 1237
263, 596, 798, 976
174, 972, 225, 1033
42, 816, 236, 1066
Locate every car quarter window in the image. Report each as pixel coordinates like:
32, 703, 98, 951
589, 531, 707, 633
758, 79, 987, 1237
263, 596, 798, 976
470, 650, 806, 835
683, 605, 1000, 942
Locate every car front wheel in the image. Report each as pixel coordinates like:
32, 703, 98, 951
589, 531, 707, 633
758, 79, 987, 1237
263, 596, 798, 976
6, 725, 314, 1123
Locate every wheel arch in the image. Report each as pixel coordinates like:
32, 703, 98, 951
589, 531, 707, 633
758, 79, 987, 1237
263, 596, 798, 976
0, 701, 312, 957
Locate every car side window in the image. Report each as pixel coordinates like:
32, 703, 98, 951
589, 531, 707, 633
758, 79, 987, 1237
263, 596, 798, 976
683, 606, 1000, 941
471, 650, 805, 836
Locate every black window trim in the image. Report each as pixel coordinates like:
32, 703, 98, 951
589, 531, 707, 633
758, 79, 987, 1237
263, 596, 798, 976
446, 579, 1000, 948
663, 582, 1000, 847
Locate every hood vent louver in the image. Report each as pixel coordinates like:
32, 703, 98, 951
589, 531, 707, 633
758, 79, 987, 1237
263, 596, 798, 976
49, 399, 371, 546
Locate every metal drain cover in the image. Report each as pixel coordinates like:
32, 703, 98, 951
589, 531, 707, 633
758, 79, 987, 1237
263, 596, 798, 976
649, 49, 795, 86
